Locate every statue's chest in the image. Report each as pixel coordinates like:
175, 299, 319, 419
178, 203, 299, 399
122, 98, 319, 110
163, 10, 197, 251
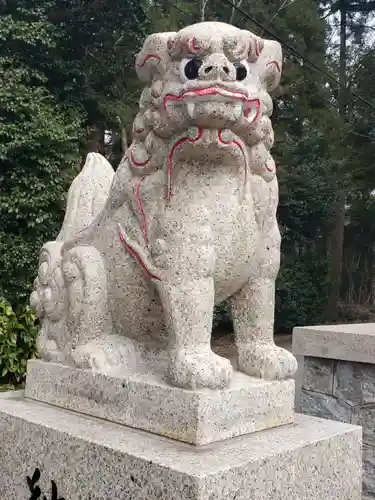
168, 173, 259, 296
212, 191, 259, 296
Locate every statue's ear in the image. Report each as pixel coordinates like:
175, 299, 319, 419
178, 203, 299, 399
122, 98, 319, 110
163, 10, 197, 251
229, 30, 265, 62
135, 32, 176, 83
252, 39, 283, 92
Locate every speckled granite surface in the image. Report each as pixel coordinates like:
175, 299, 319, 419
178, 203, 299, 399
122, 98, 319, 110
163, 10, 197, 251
30, 21, 297, 392
25, 359, 295, 445
0, 393, 362, 500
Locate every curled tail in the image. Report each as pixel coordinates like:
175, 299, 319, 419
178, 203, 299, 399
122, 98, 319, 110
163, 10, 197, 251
57, 153, 114, 242
31, 153, 115, 365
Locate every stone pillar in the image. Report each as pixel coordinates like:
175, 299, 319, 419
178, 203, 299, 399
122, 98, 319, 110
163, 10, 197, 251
293, 323, 375, 498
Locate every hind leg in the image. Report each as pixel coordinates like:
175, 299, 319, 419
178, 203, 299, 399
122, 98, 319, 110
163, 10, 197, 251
60, 243, 164, 373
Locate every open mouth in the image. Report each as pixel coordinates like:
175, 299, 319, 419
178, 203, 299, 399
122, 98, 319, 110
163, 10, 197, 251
164, 86, 249, 108
163, 86, 260, 123
182, 86, 249, 102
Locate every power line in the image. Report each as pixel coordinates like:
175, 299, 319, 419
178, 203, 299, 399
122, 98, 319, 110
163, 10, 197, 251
145, 0, 375, 120
164, 0, 198, 20
220, 0, 375, 113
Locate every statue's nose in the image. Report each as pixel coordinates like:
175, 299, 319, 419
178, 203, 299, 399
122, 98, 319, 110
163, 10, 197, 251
199, 56, 235, 81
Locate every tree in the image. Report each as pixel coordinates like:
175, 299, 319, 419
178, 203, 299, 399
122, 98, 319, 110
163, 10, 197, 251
339, 41, 375, 310
320, 0, 375, 320
46, 0, 149, 155
0, 0, 152, 305
0, 0, 82, 305
148, 0, 201, 30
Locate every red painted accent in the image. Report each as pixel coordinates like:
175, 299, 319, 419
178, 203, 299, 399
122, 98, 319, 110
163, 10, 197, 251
163, 86, 249, 110
134, 128, 146, 135
135, 176, 148, 244
266, 60, 281, 72
244, 99, 261, 124
265, 161, 275, 172
255, 41, 261, 57
188, 37, 200, 53
180, 39, 189, 52
217, 130, 248, 184
163, 92, 183, 110
130, 150, 151, 168
167, 128, 204, 200
118, 227, 161, 282
136, 54, 162, 68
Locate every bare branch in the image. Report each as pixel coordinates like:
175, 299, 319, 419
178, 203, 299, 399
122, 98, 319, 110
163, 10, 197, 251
229, 0, 245, 24
268, 0, 291, 25
201, 0, 210, 21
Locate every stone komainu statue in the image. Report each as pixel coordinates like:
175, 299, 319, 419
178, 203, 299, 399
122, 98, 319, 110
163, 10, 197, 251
30, 22, 297, 390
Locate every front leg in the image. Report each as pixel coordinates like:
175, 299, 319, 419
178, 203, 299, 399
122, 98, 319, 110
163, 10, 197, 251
232, 276, 297, 380
153, 206, 233, 389
231, 179, 297, 380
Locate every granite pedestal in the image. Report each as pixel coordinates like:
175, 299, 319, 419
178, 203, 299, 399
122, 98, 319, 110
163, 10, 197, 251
0, 391, 362, 500
25, 359, 294, 445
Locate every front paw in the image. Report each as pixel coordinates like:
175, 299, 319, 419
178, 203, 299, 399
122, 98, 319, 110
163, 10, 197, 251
69, 336, 140, 373
37, 337, 67, 364
69, 342, 112, 372
237, 343, 297, 380
169, 349, 233, 390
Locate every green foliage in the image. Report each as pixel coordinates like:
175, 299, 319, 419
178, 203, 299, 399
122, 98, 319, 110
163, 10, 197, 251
47, 0, 149, 146
275, 143, 336, 331
275, 257, 328, 332
0, 299, 38, 387
0, 1, 83, 305
213, 301, 232, 331
0, 1, 152, 306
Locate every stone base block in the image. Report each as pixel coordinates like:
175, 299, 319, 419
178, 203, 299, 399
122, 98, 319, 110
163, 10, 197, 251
0, 393, 362, 500
25, 359, 295, 445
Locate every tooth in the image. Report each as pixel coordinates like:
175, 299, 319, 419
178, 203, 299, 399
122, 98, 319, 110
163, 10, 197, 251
247, 105, 258, 123
187, 102, 195, 119
234, 104, 242, 119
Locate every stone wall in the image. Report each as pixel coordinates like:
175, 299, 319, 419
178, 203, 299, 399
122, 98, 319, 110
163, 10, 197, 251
300, 356, 375, 497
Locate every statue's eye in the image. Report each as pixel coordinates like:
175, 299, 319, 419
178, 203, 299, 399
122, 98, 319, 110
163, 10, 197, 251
234, 61, 248, 81
180, 58, 203, 80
